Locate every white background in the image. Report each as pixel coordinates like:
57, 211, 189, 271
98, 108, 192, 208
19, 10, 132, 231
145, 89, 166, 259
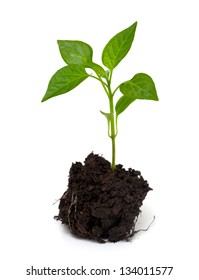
0, 0, 199, 279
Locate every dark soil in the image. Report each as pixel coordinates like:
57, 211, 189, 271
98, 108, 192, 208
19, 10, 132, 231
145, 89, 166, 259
56, 153, 151, 243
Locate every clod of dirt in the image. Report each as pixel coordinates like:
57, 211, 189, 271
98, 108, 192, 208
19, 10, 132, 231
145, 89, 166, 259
56, 153, 151, 243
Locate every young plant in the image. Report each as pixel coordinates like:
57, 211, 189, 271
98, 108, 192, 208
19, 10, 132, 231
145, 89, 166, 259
42, 22, 158, 170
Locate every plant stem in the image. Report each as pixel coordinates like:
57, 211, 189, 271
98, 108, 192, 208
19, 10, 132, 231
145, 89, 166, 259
109, 94, 116, 170
93, 70, 117, 170
107, 71, 116, 171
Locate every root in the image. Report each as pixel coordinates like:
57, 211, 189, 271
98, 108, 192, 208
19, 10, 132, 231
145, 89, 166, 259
134, 216, 155, 234
67, 192, 77, 232
52, 198, 60, 205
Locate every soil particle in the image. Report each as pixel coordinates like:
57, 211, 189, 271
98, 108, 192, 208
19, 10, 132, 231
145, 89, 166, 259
56, 153, 151, 243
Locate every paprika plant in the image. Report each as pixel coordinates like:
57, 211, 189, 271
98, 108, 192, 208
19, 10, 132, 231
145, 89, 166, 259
42, 21, 158, 170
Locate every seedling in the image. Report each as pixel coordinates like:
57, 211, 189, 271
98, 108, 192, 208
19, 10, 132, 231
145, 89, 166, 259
42, 21, 158, 170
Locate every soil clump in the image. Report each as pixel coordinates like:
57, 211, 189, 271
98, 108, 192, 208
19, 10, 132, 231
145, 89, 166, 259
56, 153, 151, 242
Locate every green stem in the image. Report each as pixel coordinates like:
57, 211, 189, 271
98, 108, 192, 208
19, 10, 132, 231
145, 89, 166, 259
91, 70, 117, 170
109, 95, 116, 170
112, 85, 120, 96
90, 74, 110, 98
108, 71, 116, 170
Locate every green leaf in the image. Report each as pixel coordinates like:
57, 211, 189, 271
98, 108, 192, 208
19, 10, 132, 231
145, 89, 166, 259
85, 61, 105, 76
115, 95, 136, 116
100, 110, 113, 137
100, 110, 113, 121
57, 40, 105, 76
116, 73, 158, 116
57, 40, 93, 65
101, 70, 110, 80
120, 73, 158, 101
102, 21, 137, 70
42, 65, 89, 102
